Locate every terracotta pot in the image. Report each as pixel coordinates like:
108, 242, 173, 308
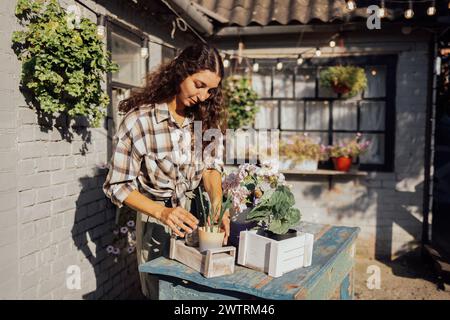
198, 226, 224, 252
331, 83, 351, 94
332, 156, 352, 172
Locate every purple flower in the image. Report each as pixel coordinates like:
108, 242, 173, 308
127, 246, 135, 254
106, 245, 114, 253
120, 227, 128, 234
126, 220, 135, 228
113, 248, 120, 255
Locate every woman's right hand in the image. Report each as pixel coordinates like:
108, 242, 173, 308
158, 206, 199, 237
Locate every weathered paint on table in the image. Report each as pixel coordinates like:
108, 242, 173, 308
139, 222, 360, 300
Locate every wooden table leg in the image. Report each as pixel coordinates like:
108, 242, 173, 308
340, 269, 354, 300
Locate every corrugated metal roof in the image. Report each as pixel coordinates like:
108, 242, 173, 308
191, 0, 367, 26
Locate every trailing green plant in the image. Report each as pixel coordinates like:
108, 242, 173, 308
223, 75, 259, 129
319, 65, 367, 98
12, 0, 118, 127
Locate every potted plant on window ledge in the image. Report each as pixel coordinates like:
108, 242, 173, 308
319, 66, 367, 98
327, 134, 371, 172
279, 134, 328, 171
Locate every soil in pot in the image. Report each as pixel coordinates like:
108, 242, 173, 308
260, 229, 298, 241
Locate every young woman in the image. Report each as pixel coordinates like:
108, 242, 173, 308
103, 43, 228, 299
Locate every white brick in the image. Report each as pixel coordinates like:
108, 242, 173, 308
18, 142, 46, 159
18, 108, 37, 125
18, 159, 35, 175
48, 141, 71, 156
19, 189, 35, 207
0, 152, 17, 172
0, 226, 17, 247
36, 158, 51, 172
17, 125, 35, 142
20, 253, 38, 274
0, 111, 16, 129
0, 132, 16, 150
51, 195, 77, 214
0, 190, 17, 211
50, 156, 64, 170
20, 202, 51, 223
51, 169, 76, 185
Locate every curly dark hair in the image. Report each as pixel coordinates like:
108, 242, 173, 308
118, 43, 226, 135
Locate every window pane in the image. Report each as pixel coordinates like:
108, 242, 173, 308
281, 132, 327, 145
333, 101, 357, 130
318, 67, 338, 98
332, 132, 357, 146
252, 68, 272, 98
360, 101, 385, 131
359, 134, 385, 164
364, 66, 386, 98
305, 101, 329, 130
295, 68, 315, 98
254, 100, 279, 129
280, 101, 304, 130
273, 69, 293, 98
111, 32, 146, 87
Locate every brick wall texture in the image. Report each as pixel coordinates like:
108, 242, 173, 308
0, 0, 430, 299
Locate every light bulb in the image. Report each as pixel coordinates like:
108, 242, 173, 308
347, 0, 356, 11
297, 57, 304, 65
427, 1, 436, 16
97, 25, 106, 37
404, 8, 414, 19
315, 48, 322, 57
371, 69, 377, 76
276, 61, 283, 70
223, 59, 230, 68
329, 40, 336, 48
252, 62, 259, 72
378, 7, 385, 18
405, 2, 414, 19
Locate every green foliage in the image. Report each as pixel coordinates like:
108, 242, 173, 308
319, 66, 367, 98
246, 185, 301, 235
198, 185, 232, 233
223, 75, 259, 129
12, 0, 118, 127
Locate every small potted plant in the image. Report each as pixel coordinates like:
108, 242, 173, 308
319, 66, 367, 98
327, 134, 371, 172
223, 162, 314, 277
279, 134, 328, 171
196, 186, 232, 253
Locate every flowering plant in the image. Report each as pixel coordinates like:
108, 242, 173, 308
106, 206, 136, 262
327, 134, 371, 158
222, 162, 301, 235
279, 134, 328, 162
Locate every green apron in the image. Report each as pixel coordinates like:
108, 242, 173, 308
135, 188, 207, 299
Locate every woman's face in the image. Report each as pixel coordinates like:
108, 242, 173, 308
178, 70, 221, 107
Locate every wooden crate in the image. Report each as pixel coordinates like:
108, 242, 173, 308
169, 238, 236, 278
237, 230, 314, 277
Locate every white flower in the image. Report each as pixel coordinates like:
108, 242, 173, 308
113, 248, 120, 255
120, 227, 128, 234
245, 106, 252, 112
126, 220, 135, 228
106, 245, 114, 253
127, 246, 135, 254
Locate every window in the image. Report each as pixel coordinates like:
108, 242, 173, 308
252, 55, 397, 171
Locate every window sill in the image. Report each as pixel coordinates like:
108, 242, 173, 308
280, 169, 368, 176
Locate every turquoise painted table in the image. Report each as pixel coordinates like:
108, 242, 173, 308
139, 222, 360, 300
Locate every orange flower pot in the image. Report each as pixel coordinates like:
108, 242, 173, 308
332, 156, 352, 172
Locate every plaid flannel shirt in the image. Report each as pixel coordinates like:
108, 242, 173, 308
103, 102, 224, 209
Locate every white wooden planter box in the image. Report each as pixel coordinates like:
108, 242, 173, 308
237, 230, 314, 277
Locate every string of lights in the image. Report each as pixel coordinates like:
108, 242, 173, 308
220, 0, 448, 72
